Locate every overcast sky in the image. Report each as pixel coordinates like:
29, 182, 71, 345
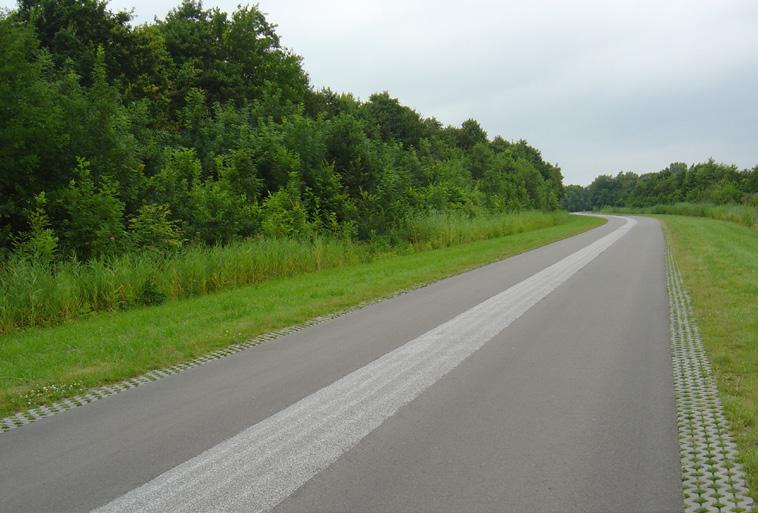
3, 0, 757, 184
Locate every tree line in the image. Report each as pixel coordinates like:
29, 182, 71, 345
1, 0, 564, 263
563, 160, 758, 212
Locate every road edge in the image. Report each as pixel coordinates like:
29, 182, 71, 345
666, 240, 754, 512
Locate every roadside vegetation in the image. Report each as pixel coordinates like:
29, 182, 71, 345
0, 211, 567, 335
1, 0, 572, 338
562, 159, 756, 216
1, 1, 564, 274
659, 216, 757, 498
0, 215, 604, 419
602, 203, 756, 227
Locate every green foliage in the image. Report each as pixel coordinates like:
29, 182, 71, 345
189, 177, 257, 244
12, 193, 58, 263
261, 173, 310, 238
603, 203, 757, 228
562, 184, 591, 212
0, 16, 67, 246
363, 92, 426, 148
56, 158, 127, 259
457, 119, 488, 151
148, 147, 201, 226
0, 215, 603, 418
1, 0, 569, 300
216, 148, 262, 201
14, 0, 135, 85
128, 204, 183, 255
571, 159, 757, 211
0, 211, 573, 335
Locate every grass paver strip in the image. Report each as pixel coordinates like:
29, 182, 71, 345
667, 247, 754, 512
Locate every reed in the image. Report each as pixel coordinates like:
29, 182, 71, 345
0, 211, 570, 335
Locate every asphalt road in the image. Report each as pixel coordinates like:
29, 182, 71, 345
0, 215, 681, 513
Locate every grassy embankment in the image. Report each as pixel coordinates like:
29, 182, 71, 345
0, 213, 604, 418
659, 215, 757, 499
604, 202, 757, 227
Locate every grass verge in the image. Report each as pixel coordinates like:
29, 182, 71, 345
0, 214, 604, 418
659, 215, 757, 499
603, 203, 757, 227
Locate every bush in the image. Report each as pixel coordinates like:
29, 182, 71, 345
56, 158, 127, 259
128, 204, 183, 255
260, 173, 311, 238
12, 193, 58, 263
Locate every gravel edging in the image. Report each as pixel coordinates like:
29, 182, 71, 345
667, 247, 754, 513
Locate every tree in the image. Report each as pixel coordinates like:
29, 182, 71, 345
562, 185, 591, 212
12, 193, 58, 263
457, 119, 488, 150
128, 204, 183, 255
261, 172, 310, 238
363, 92, 426, 148
1, 0, 587, 260
14, 0, 136, 85
56, 158, 127, 259
0, 17, 67, 246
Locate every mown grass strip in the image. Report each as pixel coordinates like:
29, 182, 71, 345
659, 215, 757, 501
0, 214, 604, 419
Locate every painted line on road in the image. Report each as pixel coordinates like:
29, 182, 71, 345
666, 248, 754, 513
92, 217, 636, 513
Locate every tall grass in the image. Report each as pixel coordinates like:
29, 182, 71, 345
0, 239, 370, 335
0, 211, 570, 335
406, 210, 570, 249
602, 203, 757, 227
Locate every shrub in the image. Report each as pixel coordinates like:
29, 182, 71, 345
56, 158, 127, 259
128, 204, 183, 255
12, 193, 58, 263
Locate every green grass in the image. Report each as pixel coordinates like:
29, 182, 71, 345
603, 202, 757, 227
659, 215, 757, 499
0, 211, 569, 335
0, 214, 603, 418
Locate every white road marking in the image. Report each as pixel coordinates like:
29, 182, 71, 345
93, 217, 636, 513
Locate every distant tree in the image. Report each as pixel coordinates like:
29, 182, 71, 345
574, 160, 757, 210
562, 185, 591, 212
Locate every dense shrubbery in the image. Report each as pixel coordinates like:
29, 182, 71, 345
0, 0, 564, 264
563, 160, 757, 212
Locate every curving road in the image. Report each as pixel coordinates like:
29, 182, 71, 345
0, 216, 681, 513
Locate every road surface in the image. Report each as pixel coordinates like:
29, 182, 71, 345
0, 215, 681, 512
